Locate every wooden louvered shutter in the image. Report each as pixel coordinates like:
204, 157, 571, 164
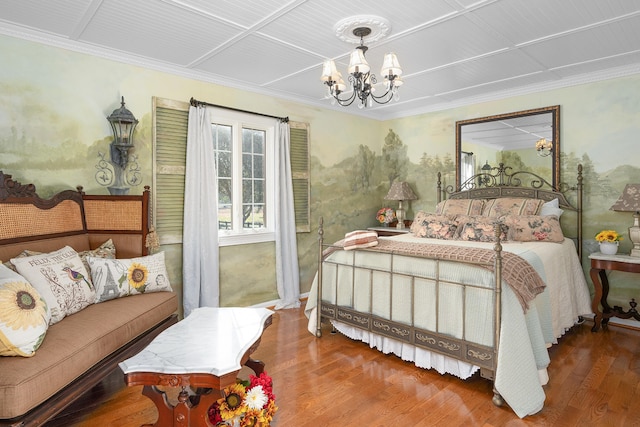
289, 121, 310, 232
153, 97, 189, 245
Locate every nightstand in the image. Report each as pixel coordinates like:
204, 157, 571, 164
367, 226, 411, 237
589, 252, 640, 332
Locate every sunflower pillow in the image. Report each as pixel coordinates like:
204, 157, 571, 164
0, 265, 50, 357
86, 252, 173, 303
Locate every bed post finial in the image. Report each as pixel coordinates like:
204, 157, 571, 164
437, 172, 442, 203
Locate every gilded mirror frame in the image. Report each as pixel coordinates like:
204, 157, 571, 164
455, 105, 560, 190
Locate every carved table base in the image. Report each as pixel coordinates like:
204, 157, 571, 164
129, 358, 265, 427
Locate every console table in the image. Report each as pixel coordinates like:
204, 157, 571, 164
589, 252, 640, 332
119, 307, 273, 427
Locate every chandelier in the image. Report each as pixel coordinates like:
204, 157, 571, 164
321, 18, 403, 109
535, 138, 553, 157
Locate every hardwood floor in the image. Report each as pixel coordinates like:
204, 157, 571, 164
47, 306, 640, 426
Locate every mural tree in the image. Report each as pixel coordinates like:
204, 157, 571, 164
382, 129, 409, 186
351, 144, 376, 191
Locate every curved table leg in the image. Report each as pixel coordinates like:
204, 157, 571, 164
590, 267, 606, 332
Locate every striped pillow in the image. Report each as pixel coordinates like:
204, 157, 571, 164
343, 230, 379, 251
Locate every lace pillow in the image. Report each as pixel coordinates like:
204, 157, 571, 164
504, 215, 564, 243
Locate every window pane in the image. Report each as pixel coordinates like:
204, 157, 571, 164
217, 125, 232, 151
253, 154, 264, 178
253, 132, 264, 153
242, 129, 252, 152
242, 179, 252, 203
243, 205, 264, 229
218, 181, 232, 230
218, 151, 232, 178
242, 153, 252, 178
254, 180, 264, 203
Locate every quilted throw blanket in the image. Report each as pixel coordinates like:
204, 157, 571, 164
344, 239, 546, 312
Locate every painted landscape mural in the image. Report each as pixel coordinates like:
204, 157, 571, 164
1, 34, 640, 318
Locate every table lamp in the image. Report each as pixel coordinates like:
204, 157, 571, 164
384, 181, 417, 229
610, 183, 640, 257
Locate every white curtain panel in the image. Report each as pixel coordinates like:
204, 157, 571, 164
274, 121, 301, 309
183, 105, 220, 316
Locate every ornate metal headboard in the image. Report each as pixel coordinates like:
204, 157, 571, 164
437, 163, 583, 259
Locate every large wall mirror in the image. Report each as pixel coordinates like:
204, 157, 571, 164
455, 105, 560, 190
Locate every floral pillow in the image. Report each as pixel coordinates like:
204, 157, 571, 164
0, 265, 50, 357
86, 252, 173, 303
482, 198, 544, 217
455, 216, 508, 242
11, 246, 96, 325
411, 214, 458, 239
504, 215, 564, 243
435, 199, 485, 216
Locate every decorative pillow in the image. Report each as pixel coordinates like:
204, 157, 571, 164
540, 198, 564, 217
435, 199, 485, 216
343, 230, 379, 251
410, 211, 434, 235
78, 239, 116, 272
87, 252, 173, 303
0, 265, 50, 357
2, 250, 41, 272
11, 247, 96, 324
455, 215, 508, 242
504, 215, 564, 243
482, 198, 544, 217
3, 240, 115, 274
411, 214, 458, 239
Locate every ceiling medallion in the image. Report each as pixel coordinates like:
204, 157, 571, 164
333, 15, 391, 44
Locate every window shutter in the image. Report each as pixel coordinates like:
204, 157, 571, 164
289, 121, 310, 232
153, 97, 188, 245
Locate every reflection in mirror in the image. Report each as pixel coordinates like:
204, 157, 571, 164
455, 105, 560, 190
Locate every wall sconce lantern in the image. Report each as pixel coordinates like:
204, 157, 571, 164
95, 96, 141, 195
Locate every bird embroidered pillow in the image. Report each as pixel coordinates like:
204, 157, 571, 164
86, 252, 173, 304
11, 246, 96, 325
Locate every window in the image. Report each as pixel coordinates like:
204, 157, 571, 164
209, 108, 275, 246
153, 97, 310, 247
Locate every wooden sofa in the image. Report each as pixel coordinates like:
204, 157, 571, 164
0, 172, 178, 427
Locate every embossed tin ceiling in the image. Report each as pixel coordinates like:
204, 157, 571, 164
1, 0, 639, 119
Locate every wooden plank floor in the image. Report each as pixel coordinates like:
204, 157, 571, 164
47, 306, 640, 426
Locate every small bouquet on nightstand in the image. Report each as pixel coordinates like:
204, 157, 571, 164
595, 229, 623, 255
376, 207, 396, 226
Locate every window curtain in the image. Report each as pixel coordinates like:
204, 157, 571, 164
183, 105, 219, 316
274, 121, 301, 309
461, 152, 475, 190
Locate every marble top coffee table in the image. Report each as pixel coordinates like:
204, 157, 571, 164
119, 306, 273, 427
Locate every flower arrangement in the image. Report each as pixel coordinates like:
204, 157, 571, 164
595, 230, 623, 243
208, 372, 277, 426
376, 207, 396, 224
